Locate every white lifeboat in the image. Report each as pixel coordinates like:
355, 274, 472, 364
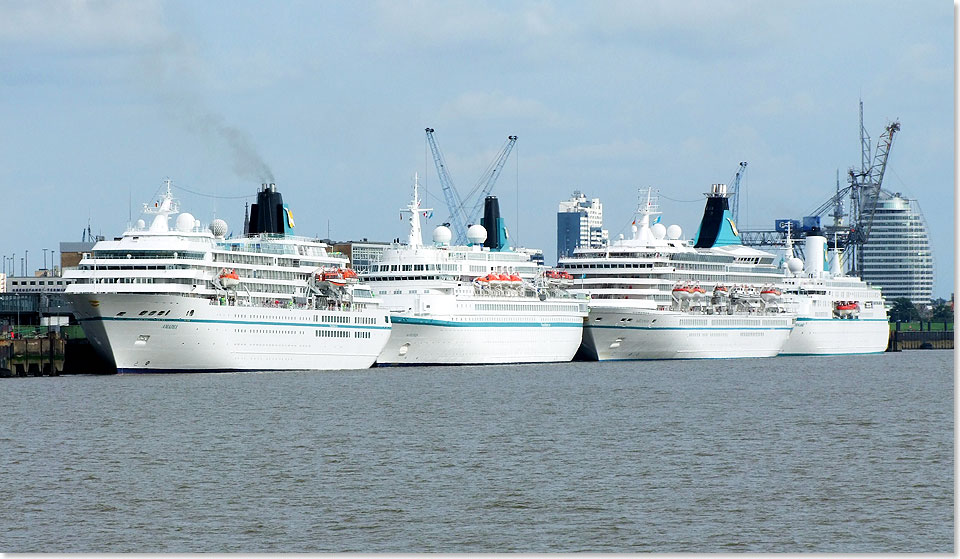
760, 285, 781, 303
219, 268, 240, 289
834, 301, 859, 318
319, 267, 359, 287
672, 283, 692, 301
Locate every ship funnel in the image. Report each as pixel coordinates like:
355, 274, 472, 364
693, 184, 740, 248
804, 235, 827, 277
248, 183, 294, 235
480, 196, 509, 251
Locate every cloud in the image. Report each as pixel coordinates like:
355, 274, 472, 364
747, 92, 817, 117
0, 0, 168, 50
561, 138, 653, 161
438, 91, 566, 126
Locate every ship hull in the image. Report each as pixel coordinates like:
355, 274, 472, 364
779, 317, 890, 355
67, 294, 391, 372
581, 306, 795, 360
377, 315, 584, 365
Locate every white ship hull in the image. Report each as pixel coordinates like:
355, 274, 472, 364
779, 317, 889, 355
68, 294, 391, 372
581, 306, 795, 360
377, 314, 584, 365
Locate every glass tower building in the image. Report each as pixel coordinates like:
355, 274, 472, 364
860, 192, 934, 305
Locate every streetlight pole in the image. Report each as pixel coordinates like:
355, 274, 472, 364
43, 248, 48, 275
24, 250, 28, 277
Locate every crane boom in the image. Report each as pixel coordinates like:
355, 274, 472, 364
425, 128, 468, 242
859, 120, 900, 243
729, 161, 747, 224
463, 135, 518, 227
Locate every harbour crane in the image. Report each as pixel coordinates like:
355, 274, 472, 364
739, 101, 899, 277
425, 128, 469, 242
462, 135, 518, 228
424, 128, 518, 245
729, 161, 747, 225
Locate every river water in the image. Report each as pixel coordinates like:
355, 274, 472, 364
0, 351, 953, 552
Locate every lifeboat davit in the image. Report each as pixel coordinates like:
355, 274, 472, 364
219, 268, 240, 288
508, 274, 522, 283
690, 284, 706, 298
672, 283, 691, 301
713, 284, 729, 297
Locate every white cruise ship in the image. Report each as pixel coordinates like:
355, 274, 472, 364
361, 177, 587, 365
64, 181, 391, 372
558, 186, 795, 360
777, 233, 889, 355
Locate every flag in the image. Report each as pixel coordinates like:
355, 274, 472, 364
632, 220, 636, 225
654, 215, 661, 224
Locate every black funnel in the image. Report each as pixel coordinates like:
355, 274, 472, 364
247, 183, 285, 235
480, 196, 507, 251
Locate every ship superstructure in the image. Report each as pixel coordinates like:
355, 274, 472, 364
777, 231, 889, 355
558, 185, 795, 360
361, 175, 587, 365
64, 181, 390, 372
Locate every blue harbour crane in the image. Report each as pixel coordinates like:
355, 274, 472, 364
424, 128, 518, 245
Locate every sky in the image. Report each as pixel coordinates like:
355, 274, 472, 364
0, 0, 954, 298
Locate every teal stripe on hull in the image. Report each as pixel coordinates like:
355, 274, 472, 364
80, 316, 390, 330
587, 325, 792, 331
795, 317, 888, 322
392, 316, 582, 328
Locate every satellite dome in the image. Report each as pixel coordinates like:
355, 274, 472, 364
787, 257, 804, 274
466, 224, 487, 245
432, 225, 452, 245
666, 224, 682, 240
175, 212, 195, 232
209, 218, 228, 238
136, 219, 146, 230
651, 223, 667, 239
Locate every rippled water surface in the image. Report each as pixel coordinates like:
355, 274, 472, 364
0, 351, 953, 552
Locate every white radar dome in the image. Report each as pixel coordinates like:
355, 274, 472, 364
209, 218, 228, 238
175, 212, 195, 232
136, 219, 146, 230
466, 224, 487, 245
666, 224, 682, 240
651, 223, 667, 239
787, 257, 804, 274
432, 225, 452, 245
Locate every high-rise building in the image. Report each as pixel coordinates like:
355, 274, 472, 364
860, 192, 934, 305
557, 191, 608, 260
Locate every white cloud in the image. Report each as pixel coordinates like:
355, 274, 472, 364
438, 91, 566, 125
0, 0, 168, 50
561, 138, 652, 161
